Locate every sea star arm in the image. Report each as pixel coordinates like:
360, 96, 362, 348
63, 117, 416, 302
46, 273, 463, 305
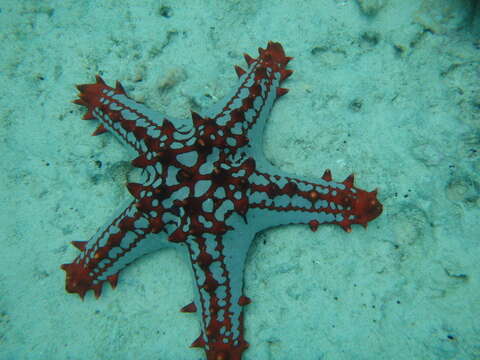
182, 228, 253, 360
247, 169, 383, 233
61, 200, 175, 299
201, 42, 292, 154
74, 76, 191, 154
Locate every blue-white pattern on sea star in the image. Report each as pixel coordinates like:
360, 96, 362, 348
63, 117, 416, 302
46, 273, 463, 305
61, 42, 382, 360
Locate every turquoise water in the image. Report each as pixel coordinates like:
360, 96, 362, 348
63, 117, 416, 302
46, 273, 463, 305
1, 1, 479, 359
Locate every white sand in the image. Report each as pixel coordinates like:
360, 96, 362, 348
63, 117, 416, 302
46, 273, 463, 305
0, 1, 479, 359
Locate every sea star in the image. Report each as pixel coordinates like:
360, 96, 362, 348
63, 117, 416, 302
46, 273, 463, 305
61, 41, 382, 360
